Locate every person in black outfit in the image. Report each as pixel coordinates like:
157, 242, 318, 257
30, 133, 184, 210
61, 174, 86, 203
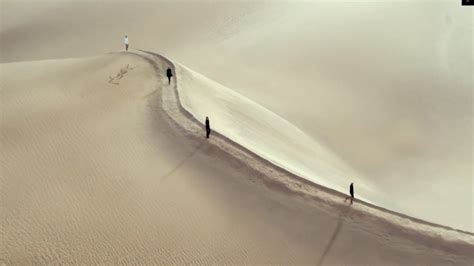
205, 116, 211, 139
166, 68, 173, 85
344, 182, 354, 205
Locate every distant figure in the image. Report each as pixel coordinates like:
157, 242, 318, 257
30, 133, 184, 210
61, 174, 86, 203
205, 117, 211, 139
344, 182, 354, 205
166, 68, 173, 85
124, 35, 129, 51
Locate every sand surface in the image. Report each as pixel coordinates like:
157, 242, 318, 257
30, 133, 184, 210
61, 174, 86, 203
1, 51, 473, 264
1, 0, 473, 264
1, 0, 471, 231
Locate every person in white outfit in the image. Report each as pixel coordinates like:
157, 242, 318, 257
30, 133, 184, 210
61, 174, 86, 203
124, 35, 129, 51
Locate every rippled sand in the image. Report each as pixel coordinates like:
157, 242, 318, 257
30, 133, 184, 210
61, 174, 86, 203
1, 52, 473, 264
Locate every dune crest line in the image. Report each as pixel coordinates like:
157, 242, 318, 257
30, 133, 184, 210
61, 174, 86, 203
133, 51, 474, 254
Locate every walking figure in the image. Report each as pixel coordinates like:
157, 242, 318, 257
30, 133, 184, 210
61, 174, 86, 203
205, 117, 211, 139
124, 35, 129, 51
344, 182, 354, 205
166, 68, 173, 85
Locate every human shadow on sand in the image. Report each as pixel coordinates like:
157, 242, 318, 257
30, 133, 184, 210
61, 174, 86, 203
159, 140, 207, 183
316, 207, 351, 266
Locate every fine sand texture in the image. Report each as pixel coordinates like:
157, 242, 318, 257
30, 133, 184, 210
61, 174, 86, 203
1, 0, 472, 232
1, 51, 473, 264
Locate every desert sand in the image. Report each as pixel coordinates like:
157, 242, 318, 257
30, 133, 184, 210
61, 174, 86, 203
1, 50, 472, 264
1, 0, 473, 264
1, 0, 472, 231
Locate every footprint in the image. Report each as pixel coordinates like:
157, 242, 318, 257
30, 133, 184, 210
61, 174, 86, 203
109, 65, 133, 84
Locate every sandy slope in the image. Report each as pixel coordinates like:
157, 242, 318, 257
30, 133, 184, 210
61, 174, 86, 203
1, 0, 471, 231
1, 51, 473, 264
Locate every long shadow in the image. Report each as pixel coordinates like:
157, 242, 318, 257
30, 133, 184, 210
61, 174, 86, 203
316, 208, 348, 266
159, 139, 207, 183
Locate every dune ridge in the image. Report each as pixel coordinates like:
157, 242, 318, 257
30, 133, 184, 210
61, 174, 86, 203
134, 51, 474, 252
1, 51, 473, 264
2, 0, 471, 232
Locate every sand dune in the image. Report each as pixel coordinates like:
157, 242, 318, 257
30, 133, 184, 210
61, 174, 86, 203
1, 51, 473, 264
1, 0, 473, 263
1, 0, 471, 231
